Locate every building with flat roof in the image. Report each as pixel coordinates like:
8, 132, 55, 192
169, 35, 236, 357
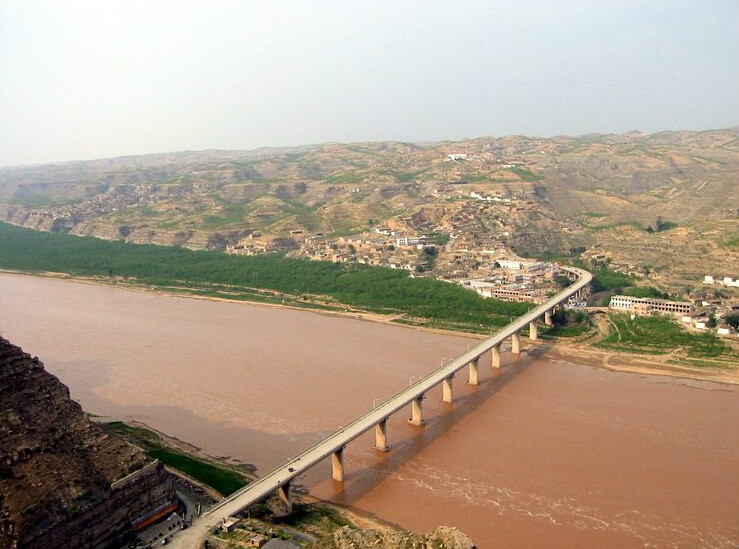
609, 295, 693, 316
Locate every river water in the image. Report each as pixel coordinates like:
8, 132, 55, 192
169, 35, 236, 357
1, 273, 737, 549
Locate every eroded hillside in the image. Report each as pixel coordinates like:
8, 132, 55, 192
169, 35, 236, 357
1, 129, 736, 289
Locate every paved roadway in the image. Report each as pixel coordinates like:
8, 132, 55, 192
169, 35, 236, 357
169, 266, 592, 548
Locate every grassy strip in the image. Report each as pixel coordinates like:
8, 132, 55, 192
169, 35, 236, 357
508, 167, 545, 181
541, 323, 591, 338
0, 221, 530, 329
596, 313, 733, 360
621, 285, 670, 299
102, 421, 247, 496
146, 448, 246, 496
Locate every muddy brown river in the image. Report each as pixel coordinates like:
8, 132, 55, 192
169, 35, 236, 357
1, 273, 737, 548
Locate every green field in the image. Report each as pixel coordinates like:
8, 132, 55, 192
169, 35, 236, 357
102, 421, 248, 496
0, 221, 530, 328
597, 313, 732, 359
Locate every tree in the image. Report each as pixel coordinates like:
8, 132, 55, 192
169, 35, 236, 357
723, 312, 739, 330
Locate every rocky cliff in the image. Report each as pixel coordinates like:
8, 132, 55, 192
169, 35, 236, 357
0, 336, 177, 549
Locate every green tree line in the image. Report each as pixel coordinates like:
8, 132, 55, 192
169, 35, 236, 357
0, 222, 530, 326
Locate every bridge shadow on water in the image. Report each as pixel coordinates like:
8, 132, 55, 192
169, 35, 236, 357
314, 340, 557, 507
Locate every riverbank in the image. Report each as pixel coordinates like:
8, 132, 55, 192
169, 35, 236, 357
99, 418, 470, 548
544, 340, 739, 384
3, 268, 737, 384
3, 270, 736, 549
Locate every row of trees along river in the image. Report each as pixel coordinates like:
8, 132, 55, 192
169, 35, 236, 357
0, 221, 530, 329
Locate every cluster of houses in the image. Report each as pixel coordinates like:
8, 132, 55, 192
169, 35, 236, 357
459, 260, 564, 304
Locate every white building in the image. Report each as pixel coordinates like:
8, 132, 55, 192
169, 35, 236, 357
396, 236, 426, 247
496, 259, 545, 272
609, 295, 693, 316
702, 274, 739, 287
497, 259, 525, 270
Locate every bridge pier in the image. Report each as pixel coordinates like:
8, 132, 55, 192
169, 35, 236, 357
375, 419, 389, 451
331, 447, 345, 482
442, 375, 453, 403
277, 481, 292, 514
529, 319, 538, 340
468, 358, 479, 385
544, 310, 552, 326
491, 343, 501, 369
511, 331, 521, 354
409, 395, 425, 426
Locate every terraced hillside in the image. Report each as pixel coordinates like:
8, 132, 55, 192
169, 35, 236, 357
1, 129, 737, 289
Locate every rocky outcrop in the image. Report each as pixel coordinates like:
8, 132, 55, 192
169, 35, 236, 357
332, 525, 476, 549
0, 336, 177, 549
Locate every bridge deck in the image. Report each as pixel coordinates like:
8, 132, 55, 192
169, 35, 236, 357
170, 266, 591, 548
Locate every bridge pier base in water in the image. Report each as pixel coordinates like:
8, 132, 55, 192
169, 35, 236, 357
409, 395, 425, 426
491, 343, 501, 369
442, 375, 453, 403
511, 331, 521, 354
332, 447, 345, 482
530, 319, 538, 340
375, 419, 389, 451
468, 358, 479, 385
277, 481, 292, 514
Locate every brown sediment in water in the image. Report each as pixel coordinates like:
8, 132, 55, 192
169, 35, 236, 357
1, 272, 737, 549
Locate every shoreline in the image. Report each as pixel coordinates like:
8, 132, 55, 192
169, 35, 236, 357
2, 268, 737, 385
96, 415, 419, 540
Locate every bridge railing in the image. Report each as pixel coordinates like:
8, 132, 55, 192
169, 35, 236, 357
206, 265, 591, 517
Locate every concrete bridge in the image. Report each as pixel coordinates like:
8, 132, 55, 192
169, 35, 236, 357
169, 266, 591, 548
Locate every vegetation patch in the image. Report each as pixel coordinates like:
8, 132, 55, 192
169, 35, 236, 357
596, 313, 733, 359
0, 221, 530, 330
588, 220, 645, 233
101, 421, 248, 496
645, 217, 678, 233
586, 265, 633, 293
719, 234, 739, 249
621, 285, 670, 299
541, 310, 591, 338
508, 167, 545, 181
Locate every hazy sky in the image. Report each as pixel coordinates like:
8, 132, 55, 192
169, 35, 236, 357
1, 1, 737, 166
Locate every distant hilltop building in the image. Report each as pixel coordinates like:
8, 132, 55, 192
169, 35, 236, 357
703, 275, 739, 288
470, 191, 509, 203
609, 295, 693, 316
396, 236, 427, 247
496, 259, 545, 272
446, 153, 468, 161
